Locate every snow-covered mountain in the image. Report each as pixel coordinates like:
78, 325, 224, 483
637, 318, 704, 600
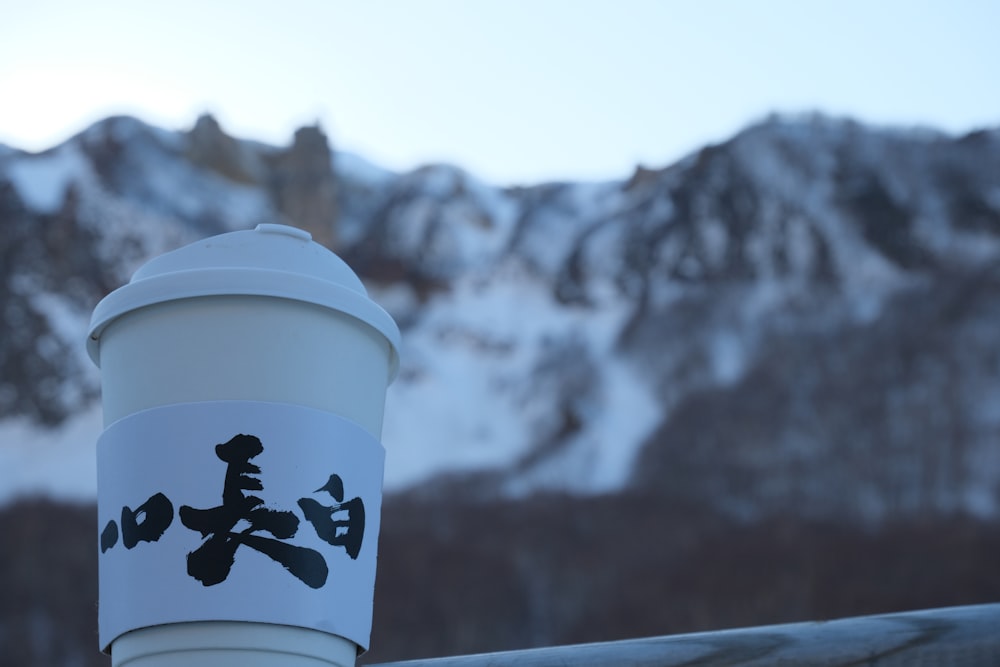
2, 112, 1000, 521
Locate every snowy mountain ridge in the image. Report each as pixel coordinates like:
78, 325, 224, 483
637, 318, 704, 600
2, 112, 1000, 521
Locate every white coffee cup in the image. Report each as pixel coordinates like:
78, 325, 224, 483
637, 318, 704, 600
88, 224, 400, 667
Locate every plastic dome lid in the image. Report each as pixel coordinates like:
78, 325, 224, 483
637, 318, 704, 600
87, 224, 401, 379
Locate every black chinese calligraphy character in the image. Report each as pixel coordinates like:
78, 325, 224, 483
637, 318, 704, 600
122, 492, 174, 548
100, 520, 118, 553
298, 474, 365, 560
100, 492, 174, 553
179, 434, 328, 588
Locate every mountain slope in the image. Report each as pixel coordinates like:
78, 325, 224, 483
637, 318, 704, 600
1, 113, 999, 521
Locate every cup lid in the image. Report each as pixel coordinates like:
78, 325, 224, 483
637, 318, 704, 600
87, 224, 401, 380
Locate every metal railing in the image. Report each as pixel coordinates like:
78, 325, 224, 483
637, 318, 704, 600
371, 603, 1000, 666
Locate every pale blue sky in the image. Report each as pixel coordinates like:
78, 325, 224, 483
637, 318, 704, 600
0, 1, 997, 184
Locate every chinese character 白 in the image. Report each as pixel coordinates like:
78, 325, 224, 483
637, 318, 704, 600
298, 474, 365, 560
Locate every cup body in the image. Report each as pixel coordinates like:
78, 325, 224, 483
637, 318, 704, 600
99, 295, 391, 434
109, 622, 357, 667
89, 225, 399, 667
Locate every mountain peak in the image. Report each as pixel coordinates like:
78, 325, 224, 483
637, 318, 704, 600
186, 112, 262, 185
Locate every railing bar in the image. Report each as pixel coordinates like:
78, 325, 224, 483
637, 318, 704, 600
369, 603, 1000, 667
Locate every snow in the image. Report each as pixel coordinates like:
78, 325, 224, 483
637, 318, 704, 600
126, 139, 272, 229
385, 196, 435, 257
379, 254, 662, 496
733, 118, 915, 298
0, 407, 101, 504
77, 115, 185, 153
709, 331, 746, 385
6, 145, 91, 213
509, 204, 576, 276
986, 187, 1000, 212
28, 290, 97, 407
507, 181, 616, 278
505, 355, 662, 497
30, 291, 91, 363
333, 150, 396, 188
381, 269, 549, 488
